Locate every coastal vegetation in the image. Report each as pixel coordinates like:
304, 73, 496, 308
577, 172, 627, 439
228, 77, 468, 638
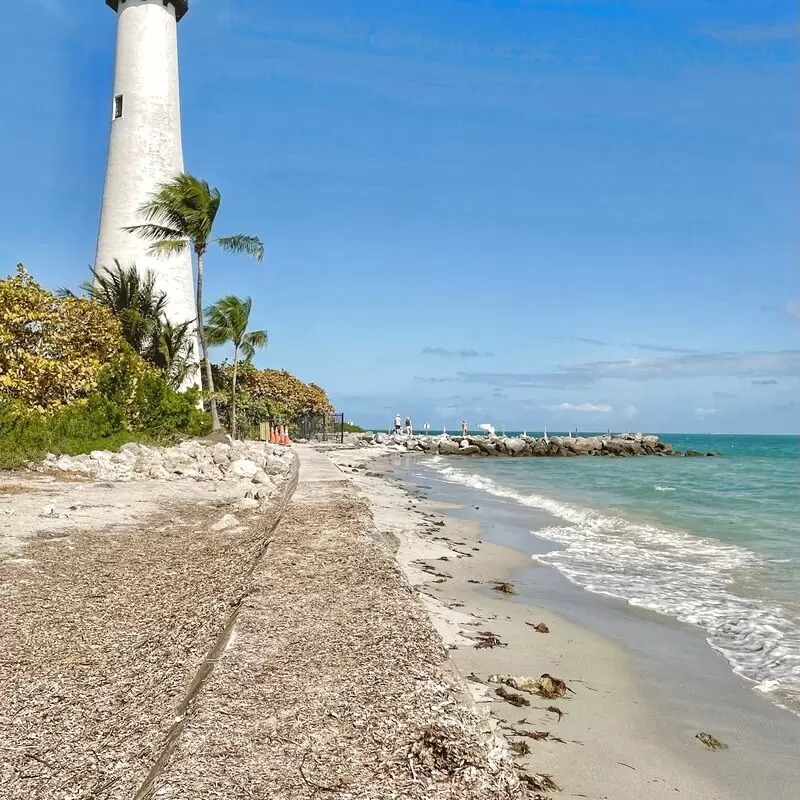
0, 265, 209, 468
125, 173, 265, 431
0, 173, 339, 467
212, 363, 334, 438
0, 260, 336, 467
205, 295, 267, 439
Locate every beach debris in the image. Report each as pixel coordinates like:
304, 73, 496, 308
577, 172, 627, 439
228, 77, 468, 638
546, 706, 564, 722
492, 582, 516, 595
406, 720, 506, 784
506, 727, 554, 741
518, 771, 561, 793
474, 631, 507, 649
695, 732, 728, 750
489, 674, 570, 700
525, 622, 549, 633
495, 687, 530, 707
509, 741, 531, 757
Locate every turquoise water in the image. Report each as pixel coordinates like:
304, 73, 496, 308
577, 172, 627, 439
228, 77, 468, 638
424, 434, 800, 714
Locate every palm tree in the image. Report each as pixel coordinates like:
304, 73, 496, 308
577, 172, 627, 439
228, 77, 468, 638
59, 262, 196, 390
147, 319, 198, 391
124, 173, 264, 430
61, 261, 168, 354
205, 295, 268, 438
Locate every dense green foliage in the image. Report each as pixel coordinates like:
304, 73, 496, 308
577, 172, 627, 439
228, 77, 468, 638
1, 266, 210, 468
343, 422, 366, 433
0, 360, 209, 469
213, 362, 334, 436
0, 265, 124, 411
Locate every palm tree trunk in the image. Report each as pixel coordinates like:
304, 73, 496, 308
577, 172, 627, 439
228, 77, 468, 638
196, 251, 221, 430
231, 344, 239, 439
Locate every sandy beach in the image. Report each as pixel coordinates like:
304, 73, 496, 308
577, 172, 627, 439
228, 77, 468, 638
323, 443, 800, 800
2, 440, 797, 797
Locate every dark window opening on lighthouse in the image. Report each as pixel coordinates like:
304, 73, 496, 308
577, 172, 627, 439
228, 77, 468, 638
114, 95, 124, 119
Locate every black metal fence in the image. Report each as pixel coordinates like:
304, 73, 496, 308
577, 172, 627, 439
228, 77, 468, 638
294, 412, 345, 443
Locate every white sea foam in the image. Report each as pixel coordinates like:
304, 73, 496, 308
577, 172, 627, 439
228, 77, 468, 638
654, 485, 676, 492
430, 462, 800, 715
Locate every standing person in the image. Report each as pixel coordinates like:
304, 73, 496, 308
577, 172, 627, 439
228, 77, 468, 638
405, 417, 413, 436
394, 414, 402, 435
461, 419, 468, 438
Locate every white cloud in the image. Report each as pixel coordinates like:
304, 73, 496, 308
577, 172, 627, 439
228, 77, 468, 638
547, 402, 613, 413
624, 405, 639, 417
694, 408, 719, 418
782, 301, 800, 321
458, 349, 800, 388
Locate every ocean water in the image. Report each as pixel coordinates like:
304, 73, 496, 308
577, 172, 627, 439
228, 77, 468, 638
424, 434, 800, 715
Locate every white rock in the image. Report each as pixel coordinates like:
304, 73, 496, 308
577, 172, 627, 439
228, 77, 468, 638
229, 459, 259, 478
211, 513, 240, 532
252, 470, 275, 486
200, 464, 225, 481
211, 444, 231, 465
149, 465, 169, 480
234, 498, 261, 511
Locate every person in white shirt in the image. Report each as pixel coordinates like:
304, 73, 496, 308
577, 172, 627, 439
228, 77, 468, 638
394, 414, 402, 434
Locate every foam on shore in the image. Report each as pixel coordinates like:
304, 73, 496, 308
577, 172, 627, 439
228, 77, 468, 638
430, 460, 800, 715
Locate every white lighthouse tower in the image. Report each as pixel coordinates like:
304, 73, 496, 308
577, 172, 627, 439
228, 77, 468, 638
95, 0, 197, 360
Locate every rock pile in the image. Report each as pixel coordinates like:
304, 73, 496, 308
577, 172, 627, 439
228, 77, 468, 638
358, 431, 711, 458
40, 438, 297, 502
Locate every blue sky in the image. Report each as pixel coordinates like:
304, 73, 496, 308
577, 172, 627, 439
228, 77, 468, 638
2, 0, 798, 433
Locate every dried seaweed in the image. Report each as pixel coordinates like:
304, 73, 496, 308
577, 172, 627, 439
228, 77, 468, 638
496, 687, 531, 708
519, 772, 561, 793
493, 582, 516, 595
695, 732, 728, 750
546, 706, 564, 722
489, 674, 570, 699
474, 631, 508, 649
509, 741, 531, 757
525, 622, 550, 633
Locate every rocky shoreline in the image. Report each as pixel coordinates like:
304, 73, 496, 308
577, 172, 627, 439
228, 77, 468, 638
355, 431, 715, 458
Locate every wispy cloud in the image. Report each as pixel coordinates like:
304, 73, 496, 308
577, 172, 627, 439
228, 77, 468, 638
564, 336, 699, 354
546, 402, 613, 413
699, 24, 799, 44
459, 349, 800, 388
695, 408, 719, 418
414, 376, 458, 383
752, 379, 779, 386
421, 346, 494, 358
633, 343, 701, 354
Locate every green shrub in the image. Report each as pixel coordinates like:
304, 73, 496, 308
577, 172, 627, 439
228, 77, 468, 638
0, 356, 210, 469
0, 399, 151, 469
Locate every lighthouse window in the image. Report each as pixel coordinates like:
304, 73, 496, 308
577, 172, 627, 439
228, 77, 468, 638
114, 95, 124, 119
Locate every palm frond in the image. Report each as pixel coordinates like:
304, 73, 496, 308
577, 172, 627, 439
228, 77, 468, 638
216, 235, 265, 262
204, 295, 267, 360
149, 239, 190, 258
124, 223, 185, 241
241, 329, 268, 362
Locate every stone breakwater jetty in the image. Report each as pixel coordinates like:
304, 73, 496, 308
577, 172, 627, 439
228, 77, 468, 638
360, 432, 715, 458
